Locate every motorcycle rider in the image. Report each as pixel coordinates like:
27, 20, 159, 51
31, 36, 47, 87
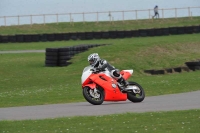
88, 53, 128, 91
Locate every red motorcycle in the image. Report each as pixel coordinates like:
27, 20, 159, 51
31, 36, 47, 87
81, 66, 145, 105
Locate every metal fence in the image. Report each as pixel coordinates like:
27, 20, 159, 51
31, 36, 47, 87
0, 6, 200, 26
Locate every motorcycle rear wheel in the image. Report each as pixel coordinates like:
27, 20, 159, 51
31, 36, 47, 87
83, 87, 104, 105
127, 82, 145, 102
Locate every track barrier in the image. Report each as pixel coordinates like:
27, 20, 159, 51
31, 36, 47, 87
0, 25, 199, 43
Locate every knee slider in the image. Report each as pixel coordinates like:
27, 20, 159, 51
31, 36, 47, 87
111, 70, 121, 79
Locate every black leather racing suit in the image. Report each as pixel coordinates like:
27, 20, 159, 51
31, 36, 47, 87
94, 59, 115, 72
94, 59, 124, 82
94, 59, 128, 87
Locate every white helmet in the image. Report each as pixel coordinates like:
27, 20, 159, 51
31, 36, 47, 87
88, 53, 100, 67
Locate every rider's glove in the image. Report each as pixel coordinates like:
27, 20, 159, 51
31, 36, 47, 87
95, 68, 102, 72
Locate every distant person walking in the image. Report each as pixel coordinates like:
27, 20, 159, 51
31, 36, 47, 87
153, 5, 159, 18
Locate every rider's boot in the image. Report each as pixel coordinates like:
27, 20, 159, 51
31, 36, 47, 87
117, 77, 129, 92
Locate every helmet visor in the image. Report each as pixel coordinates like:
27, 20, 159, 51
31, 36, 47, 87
89, 59, 94, 65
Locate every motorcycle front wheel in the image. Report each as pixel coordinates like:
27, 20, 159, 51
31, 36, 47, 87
127, 82, 145, 102
83, 86, 104, 105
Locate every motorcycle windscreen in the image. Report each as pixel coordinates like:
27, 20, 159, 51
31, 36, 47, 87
120, 70, 133, 80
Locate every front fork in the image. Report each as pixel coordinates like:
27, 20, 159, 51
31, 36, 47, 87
83, 83, 100, 98
83, 82, 96, 90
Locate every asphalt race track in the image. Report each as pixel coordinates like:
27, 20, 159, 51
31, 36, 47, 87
0, 91, 200, 120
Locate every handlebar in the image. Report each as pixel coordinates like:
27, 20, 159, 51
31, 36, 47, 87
90, 68, 105, 73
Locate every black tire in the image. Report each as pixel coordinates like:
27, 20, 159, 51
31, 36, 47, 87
58, 55, 71, 60
185, 61, 200, 66
58, 47, 71, 52
46, 48, 58, 52
83, 86, 104, 105
188, 65, 200, 70
45, 52, 58, 56
59, 52, 69, 56
127, 82, 145, 103
68, 51, 77, 55
144, 69, 154, 74
45, 56, 58, 60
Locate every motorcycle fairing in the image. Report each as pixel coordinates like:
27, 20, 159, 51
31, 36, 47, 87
89, 73, 127, 101
83, 82, 97, 90
120, 70, 133, 80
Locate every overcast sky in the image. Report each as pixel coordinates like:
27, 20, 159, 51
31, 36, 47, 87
0, 0, 200, 16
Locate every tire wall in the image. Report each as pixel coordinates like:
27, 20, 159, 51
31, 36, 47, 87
0, 25, 199, 43
45, 44, 109, 67
144, 60, 200, 75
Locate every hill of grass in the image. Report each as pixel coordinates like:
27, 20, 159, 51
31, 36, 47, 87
0, 34, 200, 107
0, 17, 200, 35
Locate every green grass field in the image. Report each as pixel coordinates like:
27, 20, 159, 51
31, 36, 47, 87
0, 18, 200, 133
1, 109, 200, 133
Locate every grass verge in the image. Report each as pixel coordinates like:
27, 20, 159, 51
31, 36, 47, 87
0, 109, 200, 133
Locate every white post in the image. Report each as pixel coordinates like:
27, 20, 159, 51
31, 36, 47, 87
122, 11, 124, 22
70, 13, 72, 24
83, 12, 85, 23
18, 16, 20, 25
56, 14, 58, 24
96, 12, 98, 23
30, 15, 32, 26
4, 16, 6, 26
188, 7, 190, 17
175, 8, 177, 18
108, 11, 111, 22
43, 14, 45, 25
135, 10, 137, 20
149, 9, 151, 19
